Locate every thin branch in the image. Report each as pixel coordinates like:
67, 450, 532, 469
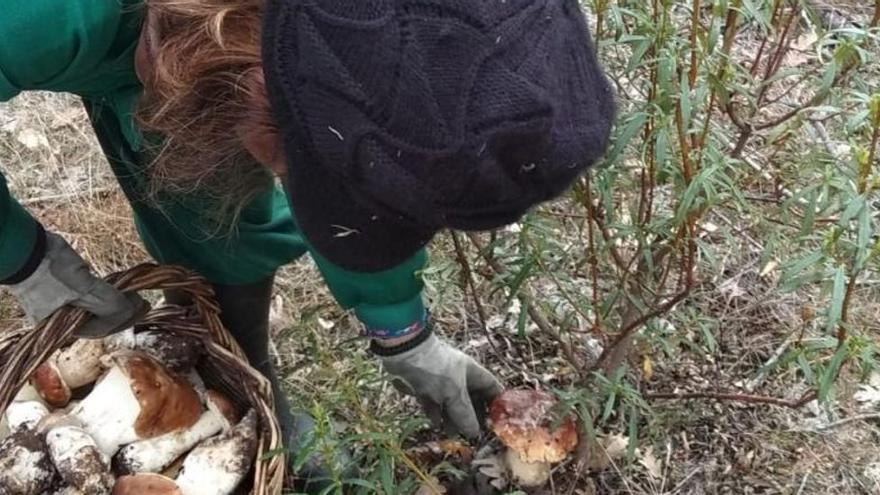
873, 0, 880, 28
645, 389, 817, 409
466, 233, 584, 371
450, 232, 505, 360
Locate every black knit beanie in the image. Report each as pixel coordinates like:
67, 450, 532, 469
262, 0, 616, 272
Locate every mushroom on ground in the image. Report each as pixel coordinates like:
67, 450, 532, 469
114, 390, 240, 475
71, 351, 203, 456
0, 428, 56, 494
489, 389, 578, 488
175, 409, 259, 495
112, 473, 182, 495
44, 419, 115, 495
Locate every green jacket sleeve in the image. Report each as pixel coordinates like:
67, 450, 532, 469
291, 209, 428, 332
0, 176, 41, 280
311, 247, 428, 332
0, 0, 141, 280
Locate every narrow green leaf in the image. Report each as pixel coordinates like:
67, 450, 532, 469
818, 344, 848, 402
605, 112, 649, 166
826, 266, 847, 335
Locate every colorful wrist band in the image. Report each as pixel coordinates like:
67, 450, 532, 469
365, 310, 429, 340
370, 322, 434, 357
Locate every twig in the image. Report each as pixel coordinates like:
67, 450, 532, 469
814, 412, 880, 431
21, 187, 114, 206
450, 232, 505, 360
466, 233, 584, 372
745, 337, 793, 392
645, 389, 817, 409
872, 0, 879, 28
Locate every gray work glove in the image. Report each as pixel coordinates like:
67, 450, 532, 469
378, 332, 504, 439
8, 232, 148, 338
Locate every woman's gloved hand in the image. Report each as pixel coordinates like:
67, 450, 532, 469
8, 232, 148, 338
375, 328, 504, 439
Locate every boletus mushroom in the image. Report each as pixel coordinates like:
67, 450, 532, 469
55, 338, 107, 389
5, 401, 50, 432
112, 473, 182, 495
133, 330, 204, 373
0, 427, 55, 494
44, 419, 115, 495
31, 339, 108, 409
31, 361, 72, 408
175, 409, 259, 495
489, 389, 578, 488
71, 351, 202, 456
114, 390, 241, 475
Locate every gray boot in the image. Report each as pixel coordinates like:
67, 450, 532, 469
166, 277, 353, 492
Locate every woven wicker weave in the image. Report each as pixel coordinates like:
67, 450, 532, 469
0, 263, 285, 494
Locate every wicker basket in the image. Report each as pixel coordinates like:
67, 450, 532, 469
0, 263, 286, 494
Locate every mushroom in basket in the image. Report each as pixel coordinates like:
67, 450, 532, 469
39, 413, 115, 495
114, 389, 240, 475
70, 351, 202, 456
113, 409, 259, 495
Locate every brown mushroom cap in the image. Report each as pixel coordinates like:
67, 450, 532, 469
113, 352, 203, 438
113, 473, 182, 495
205, 389, 241, 426
489, 389, 578, 464
31, 361, 72, 408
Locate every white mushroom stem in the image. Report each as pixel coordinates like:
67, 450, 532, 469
175, 410, 259, 495
2, 386, 47, 439
54, 338, 106, 389
0, 428, 55, 495
114, 391, 236, 475
71, 365, 142, 456
503, 449, 551, 488
6, 401, 50, 432
51, 487, 86, 495
46, 425, 115, 495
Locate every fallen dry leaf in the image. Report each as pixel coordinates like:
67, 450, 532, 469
639, 447, 663, 479
16, 128, 49, 149
438, 439, 474, 462
473, 455, 508, 490
415, 476, 447, 495
589, 434, 629, 471
643, 355, 654, 380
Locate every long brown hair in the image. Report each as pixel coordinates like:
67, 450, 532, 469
137, 0, 278, 229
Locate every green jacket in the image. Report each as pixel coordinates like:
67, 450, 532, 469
0, 0, 426, 331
